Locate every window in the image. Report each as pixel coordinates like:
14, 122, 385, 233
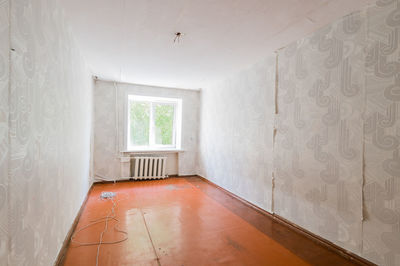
127, 95, 182, 151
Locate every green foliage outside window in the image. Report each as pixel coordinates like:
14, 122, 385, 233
130, 102, 150, 146
130, 101, 175, 146
154, 104, 174, 145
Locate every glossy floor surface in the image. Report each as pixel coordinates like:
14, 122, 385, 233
63, 177, 359, 266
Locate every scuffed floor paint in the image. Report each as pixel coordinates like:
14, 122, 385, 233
63, 177, 359, 265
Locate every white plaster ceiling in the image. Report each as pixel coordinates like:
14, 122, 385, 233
60, 0, 375, 90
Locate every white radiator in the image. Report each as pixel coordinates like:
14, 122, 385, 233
131, 157, 167, 180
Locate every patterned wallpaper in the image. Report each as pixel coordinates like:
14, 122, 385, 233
0, 0, 397, 265
199, 1, 400, 265
0, 0, 9, 265
275, 10, 366, 254
5, 0, 93, 265
363, 1, 400, 265
199, 58, 276, 211
94, 80, 200, 180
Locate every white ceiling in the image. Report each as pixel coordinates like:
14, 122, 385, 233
60, 0, 374, 90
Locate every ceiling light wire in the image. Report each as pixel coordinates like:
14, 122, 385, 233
174, 32, 185, 43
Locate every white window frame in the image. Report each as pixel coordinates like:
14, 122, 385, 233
126, 95, 182, 151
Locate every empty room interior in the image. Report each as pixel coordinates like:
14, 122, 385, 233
1, 0, 400, 265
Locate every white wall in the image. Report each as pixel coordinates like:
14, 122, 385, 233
363, 2, 400, 264
0, 0, 9, 264
0, 0, 397, 265
199, 1, 400, 265
199, 57, 276, 211
275, 10, 365, 255
0, 0, 94, 265
94, 80, 200, 180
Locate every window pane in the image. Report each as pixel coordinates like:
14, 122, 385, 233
154, 104, 174, 145
130, 101, 150, 146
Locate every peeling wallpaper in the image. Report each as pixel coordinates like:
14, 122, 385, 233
199, 57, 276, 212
0, 0, 397, 265
363, 1, 400, 265
0, 0, 9, 265
199, 1, 400, 265
94, 80, 200, 180
0, 0, 94, 265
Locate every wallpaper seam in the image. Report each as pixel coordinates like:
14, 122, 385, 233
274, 52, 279, 115
90, 80, 95, 184
6, 0, 11, 264
360, 6, 367, 257
113, 82, 119, 158
199, 1, 399, 264
271, 52, 279, 214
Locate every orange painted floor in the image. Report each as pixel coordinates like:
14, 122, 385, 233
62, 177, 358, 266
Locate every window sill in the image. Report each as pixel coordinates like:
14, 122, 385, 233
121, 149, 184, 154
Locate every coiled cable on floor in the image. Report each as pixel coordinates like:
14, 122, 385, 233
70, 194, 128, 266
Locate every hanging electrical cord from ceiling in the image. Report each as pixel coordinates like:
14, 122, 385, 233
174, 32, 184, 43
